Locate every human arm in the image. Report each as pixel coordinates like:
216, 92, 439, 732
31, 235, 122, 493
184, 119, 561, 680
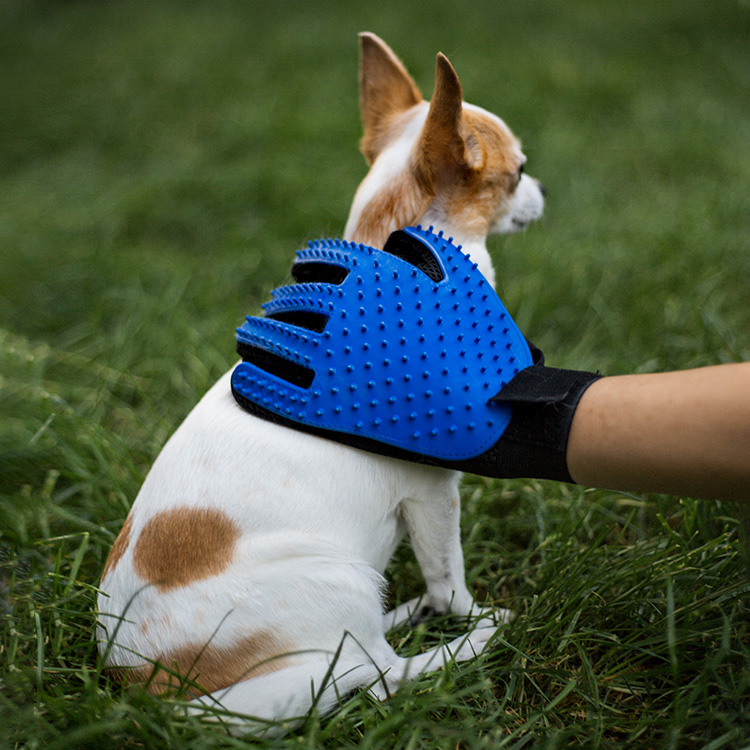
567, 364, 750, 502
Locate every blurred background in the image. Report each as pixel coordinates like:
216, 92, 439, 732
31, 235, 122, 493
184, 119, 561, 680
2, 0, 748, 377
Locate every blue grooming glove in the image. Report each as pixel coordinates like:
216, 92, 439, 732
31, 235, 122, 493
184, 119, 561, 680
231, 226, 601, 482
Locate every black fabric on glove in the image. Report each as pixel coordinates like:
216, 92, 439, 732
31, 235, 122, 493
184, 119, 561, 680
452, 360, 602, 482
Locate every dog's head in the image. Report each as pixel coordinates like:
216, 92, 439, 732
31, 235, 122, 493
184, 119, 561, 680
344, 34, 544, 282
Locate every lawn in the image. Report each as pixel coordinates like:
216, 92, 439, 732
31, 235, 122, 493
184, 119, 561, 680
1, 0, 749, 747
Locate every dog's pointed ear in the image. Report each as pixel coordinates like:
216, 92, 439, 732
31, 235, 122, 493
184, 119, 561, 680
358, 32, 423, 164
416, 53, 485, 190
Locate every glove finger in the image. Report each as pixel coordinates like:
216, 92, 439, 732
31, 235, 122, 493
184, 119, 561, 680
232, 226, 534, 460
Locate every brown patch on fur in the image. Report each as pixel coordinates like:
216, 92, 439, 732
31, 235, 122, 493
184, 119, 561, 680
133, 507, 241, 591
462, 109, 520, 178
102, 515, 133, 582
107, 631, 289, 697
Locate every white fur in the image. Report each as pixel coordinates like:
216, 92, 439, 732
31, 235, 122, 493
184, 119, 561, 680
97, 40, 543, 737
492, 173, 546, 234
97, 372, 501, 734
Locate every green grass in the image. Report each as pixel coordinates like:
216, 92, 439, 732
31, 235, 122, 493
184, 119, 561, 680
1, 0, 749, 747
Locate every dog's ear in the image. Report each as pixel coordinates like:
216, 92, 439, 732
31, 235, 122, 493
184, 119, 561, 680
415, 53, 485, 191
358, 33, 423, 164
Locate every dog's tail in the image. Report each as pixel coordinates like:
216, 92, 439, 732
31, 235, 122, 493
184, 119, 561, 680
185, 656, 383, 737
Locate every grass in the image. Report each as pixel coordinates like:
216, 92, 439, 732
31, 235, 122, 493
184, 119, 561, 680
1, 0, 749, 747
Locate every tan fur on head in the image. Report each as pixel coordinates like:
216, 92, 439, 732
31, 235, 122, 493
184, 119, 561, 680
345, 33, 542, 266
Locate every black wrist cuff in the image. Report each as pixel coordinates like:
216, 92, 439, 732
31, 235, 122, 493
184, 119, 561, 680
450, 365, 602, 482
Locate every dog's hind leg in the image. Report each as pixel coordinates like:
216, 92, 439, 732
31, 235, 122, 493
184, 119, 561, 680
187, 656, 383, 737
187, 624, 498, 736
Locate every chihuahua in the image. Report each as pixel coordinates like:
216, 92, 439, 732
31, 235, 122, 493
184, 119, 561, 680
97, 33, 544, 734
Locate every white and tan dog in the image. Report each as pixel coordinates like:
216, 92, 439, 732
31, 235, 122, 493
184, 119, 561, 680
97, 33, 544, 734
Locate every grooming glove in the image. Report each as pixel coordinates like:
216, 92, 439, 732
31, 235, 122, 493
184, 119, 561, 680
231, 226, 601, 482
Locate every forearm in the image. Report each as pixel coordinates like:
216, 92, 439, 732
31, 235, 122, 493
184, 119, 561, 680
566, 363, 750, 502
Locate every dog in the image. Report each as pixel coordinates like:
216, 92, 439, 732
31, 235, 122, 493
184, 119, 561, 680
96, 33, 545, 734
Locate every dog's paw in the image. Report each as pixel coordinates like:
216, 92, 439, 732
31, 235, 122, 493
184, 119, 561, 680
447, 624, 499, 662
473, 606, 515, 628
366, 623, 499, 703
494, 607, 516, 624
384, 595, 458, 630
384, 598, 515, 632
